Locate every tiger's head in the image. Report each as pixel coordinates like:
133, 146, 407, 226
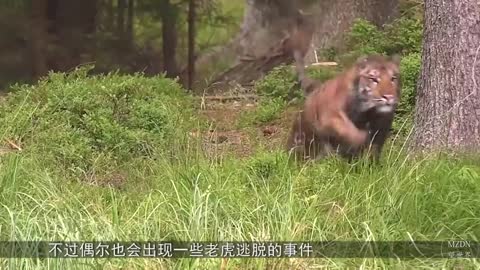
353, 55, 401, 114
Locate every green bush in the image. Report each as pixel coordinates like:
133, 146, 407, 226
399, 52, 421, 114
383, 16, 423, 55
238, 97, 286, 127
345, 19, 386, 55
0, 66, 194, 177
255, 65, 298, 101
392, 52, 421, 136
308, 67, 339, 82
247, 64, 338, 126
320, 47, 338, 61
255, 65, 338, 101
346, 17, 423, 55
245, 152, 283, 179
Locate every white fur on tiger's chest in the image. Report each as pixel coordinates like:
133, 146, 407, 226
376, 105, 394, 113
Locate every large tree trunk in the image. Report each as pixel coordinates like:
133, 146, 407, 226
30, 0, 49, 80
105, 0, 114, 32
207, 0, 399, 93
160, 0, 179, 78
206, 0, 303, 92
238, 0, 299, 59
117, 0, 126, 37
49, 0, 98, 71
186, 0, 196, 90
127, 0, 134, 46
412, 0, 480, 152
307, 0, 398, 60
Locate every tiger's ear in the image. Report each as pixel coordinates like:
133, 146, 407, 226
391, 54, 401, 66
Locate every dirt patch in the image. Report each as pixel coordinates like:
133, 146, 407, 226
202, 130, 254, 159
196, 98, 256, 159
196, 96, 301, 159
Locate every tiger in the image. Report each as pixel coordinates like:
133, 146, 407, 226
286, 54, 401, 162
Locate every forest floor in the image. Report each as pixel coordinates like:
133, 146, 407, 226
196, 96, 299, 159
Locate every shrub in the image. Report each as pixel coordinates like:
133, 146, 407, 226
345, 19, 386, 55
391, 52, 421, 136
383, 16, 423, 55
255, 65, 298, 101
255, 65, 338, 101
342, 16, 422, 65
248, 64, 338, 126
308, 67, 339, 82
238, 97, 286, 127
399, 52, 421, 114
246, 153, 279, 179
244, 151, 289, 181
320, 47, 338, 62
0, 66, 194, 177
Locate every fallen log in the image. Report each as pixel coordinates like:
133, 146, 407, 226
206, 50, 294, 93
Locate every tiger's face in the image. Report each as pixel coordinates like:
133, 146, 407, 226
354, 55, 401, 114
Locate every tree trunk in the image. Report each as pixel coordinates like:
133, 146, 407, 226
105, 0, 114, 31
187, 0, 196, 89
117, 0, 126, 37
127, 0, 134, 46
366, 0, 399, 27
207, 0, 399, 93
30, 0, 49, 79
238, 0, 399, 61
160, 0, 179, 78
412, 0, 480, 152
305, 0, 398, 62
238, 0, 300, 59
52, 0, 98, 71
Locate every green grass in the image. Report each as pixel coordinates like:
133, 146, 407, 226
1, 4, 476, 268
0, 68, 478, 269
237, 98, 287, 127
0, 142, 479, 269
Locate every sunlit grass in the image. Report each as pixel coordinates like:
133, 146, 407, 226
0, 138, 479, 269
0, 66, 478, 269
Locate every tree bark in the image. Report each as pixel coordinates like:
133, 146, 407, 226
30, 0, 49, 79
206, 0, 399, 92
412, 0, 480, 152
238, 0, 300, 59
117, 0, 126, 37
238, 0, 399, 61
52, 0, 98, 71
127, 0, 134, 46
105, 0, 114, 31
187, 0, 196, 90
305, 0, 398, 62
160, 0, 179, 78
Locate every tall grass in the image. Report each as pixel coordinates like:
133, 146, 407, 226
0, 68, 478, 269
0, 139, 479, 269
